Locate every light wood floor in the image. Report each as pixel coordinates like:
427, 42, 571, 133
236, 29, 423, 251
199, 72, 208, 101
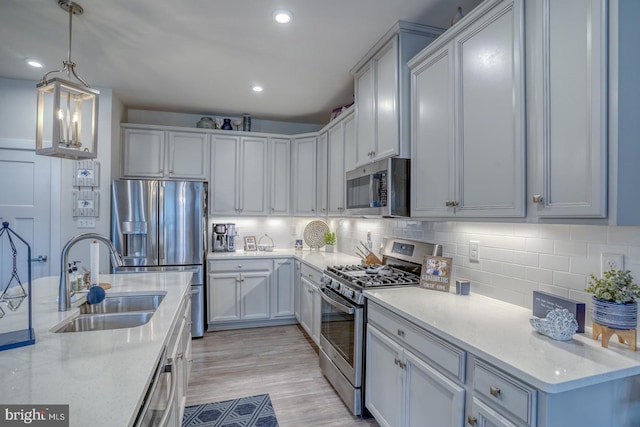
186, 325, 380, 427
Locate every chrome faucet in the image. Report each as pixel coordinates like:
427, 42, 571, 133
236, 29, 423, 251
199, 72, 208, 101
59, 233, 124, 311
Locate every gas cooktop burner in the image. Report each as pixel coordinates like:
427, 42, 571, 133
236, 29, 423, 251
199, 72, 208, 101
326, 264, 420, 288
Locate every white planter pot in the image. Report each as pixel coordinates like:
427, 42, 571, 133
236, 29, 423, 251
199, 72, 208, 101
325, 244, 334, 253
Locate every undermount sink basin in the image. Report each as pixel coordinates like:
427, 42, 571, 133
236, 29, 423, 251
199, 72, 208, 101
79, 293, 166, 314
54, 312, 155, 333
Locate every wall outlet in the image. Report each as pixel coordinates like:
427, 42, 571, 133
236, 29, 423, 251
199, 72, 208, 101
469, 240, 480, 262
601, 253, 624, 275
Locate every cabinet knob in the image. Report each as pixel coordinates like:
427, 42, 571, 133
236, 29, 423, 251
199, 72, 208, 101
397, 329, 405, 337
445, 201, 452, 207
238, 265, 243, 268
467, 416, 478, 426
311, 208, 315, 212
450, 201, 459, 207
532, 195, 543, 204
489, 385, 501, 397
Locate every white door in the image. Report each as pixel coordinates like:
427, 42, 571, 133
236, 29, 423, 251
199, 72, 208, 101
292, 137, 317, 216
299, 276, 315, 337
374, 38, 399, 160
207, 272, 240, 322
210, 135, 240, 215
0, 149, 52, 280
270, 138, 291, 216
167, 131, 209, 180
121, 128, 165, 178
327, 123, 346, 216
271, 259, 294, 318
240, 272, 270, 320
239, 137, 269, 216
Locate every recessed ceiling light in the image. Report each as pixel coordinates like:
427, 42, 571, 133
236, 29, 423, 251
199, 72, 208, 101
252, 85, 264, 93
25, 58, 43, 68
273, 9, 292, 24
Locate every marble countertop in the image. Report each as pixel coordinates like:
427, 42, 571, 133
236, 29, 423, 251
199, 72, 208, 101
207, 249, 362, 271
364, 287, 640, 394
0, 272, 192, 427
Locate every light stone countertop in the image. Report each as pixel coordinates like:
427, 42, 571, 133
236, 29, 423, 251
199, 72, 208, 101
207, 249, 362, 272
0, 271, 192, 427
364, 287, 640, 394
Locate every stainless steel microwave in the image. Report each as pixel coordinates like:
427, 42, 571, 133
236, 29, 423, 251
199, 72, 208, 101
345, 158, 410, 217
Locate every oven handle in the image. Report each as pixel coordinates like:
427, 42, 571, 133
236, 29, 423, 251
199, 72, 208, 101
320, 288, 355, 315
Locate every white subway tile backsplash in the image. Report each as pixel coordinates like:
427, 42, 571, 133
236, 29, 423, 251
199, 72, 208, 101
538, 224, 571, 240
608, 227, 640, 246
525, 267, 553, 284
539, 254, 570, 271
554, 240, 588, 257
553, 271, 587, 291
569, 256, 600, 276
482, 247, 514, 263
570, 225, 608, 243
512, 251, 539, 267
525, 238, 554, 254
501, 263, 527, 280
538, 284, 570, 298
586, 243, 629, 258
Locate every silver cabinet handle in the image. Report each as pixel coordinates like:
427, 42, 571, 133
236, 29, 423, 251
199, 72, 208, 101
490, 385, 501, 397
238, 265, 243, 268
397, 329, 405, 337
31, 255, 48, 263
533, 195, 543, 203
393, 358, 406, 369
467, 416, 477, 426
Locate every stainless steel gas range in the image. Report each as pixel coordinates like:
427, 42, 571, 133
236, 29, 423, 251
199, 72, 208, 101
319, 237, 442, 416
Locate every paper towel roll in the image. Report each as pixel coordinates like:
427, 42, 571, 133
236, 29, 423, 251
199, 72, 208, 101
90, 240, 99, 286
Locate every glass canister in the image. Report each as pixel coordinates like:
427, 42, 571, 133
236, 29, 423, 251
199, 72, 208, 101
242, 114, 251, 132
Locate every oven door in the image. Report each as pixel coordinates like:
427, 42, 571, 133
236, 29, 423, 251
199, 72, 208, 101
319, 287, 363, 388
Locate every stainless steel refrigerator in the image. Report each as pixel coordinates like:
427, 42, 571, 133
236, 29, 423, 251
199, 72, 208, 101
111, 179, 207, 337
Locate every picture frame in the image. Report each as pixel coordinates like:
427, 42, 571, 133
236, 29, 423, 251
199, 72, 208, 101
419, 255, 453, 293
244, 236, 257, 251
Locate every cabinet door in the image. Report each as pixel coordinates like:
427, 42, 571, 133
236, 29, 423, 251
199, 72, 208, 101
455, 0, 525, 217
270, 138, 291, 215
355, 64, 375, 166
311, 286, 321, 345
122, 128, 165, 178
167, 131, 209, 180
327, 123, 346, 215
240, 137, 269, 215
374, 38, 399, 161
532, 0, 607, 217
411, 43, 455, 218
211, 135, 240, 215
240, 272, 270, 320
343, 113, 357, 173
272, 259, 294, 318
207, 272, 240, 323
317, 132, 328, 215
365, 325, 403, 427
292, 137, 317, 216
470, 398, 517, 427
404, 350, 465, 427
299, 277, 315, 338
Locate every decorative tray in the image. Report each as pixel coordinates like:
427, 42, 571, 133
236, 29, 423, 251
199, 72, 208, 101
303, 220, 329, 249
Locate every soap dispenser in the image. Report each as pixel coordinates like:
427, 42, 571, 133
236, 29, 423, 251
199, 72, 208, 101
70, 261, 83, 292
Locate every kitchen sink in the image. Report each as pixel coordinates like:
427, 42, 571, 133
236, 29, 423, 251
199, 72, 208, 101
54, 312, 155, 333
79, 293, 166, 314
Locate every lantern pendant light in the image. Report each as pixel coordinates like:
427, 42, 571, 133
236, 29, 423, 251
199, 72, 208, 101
36, 0, 99, 160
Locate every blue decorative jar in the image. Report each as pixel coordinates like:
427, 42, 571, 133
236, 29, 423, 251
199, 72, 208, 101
221, 119, 233, 130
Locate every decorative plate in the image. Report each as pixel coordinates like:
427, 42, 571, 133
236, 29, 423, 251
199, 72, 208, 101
303, 220, 329, 249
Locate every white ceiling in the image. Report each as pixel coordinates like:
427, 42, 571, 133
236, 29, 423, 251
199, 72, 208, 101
0, 0, 482, 124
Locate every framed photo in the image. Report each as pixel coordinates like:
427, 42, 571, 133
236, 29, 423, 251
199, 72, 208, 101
420, 256, 453, 293
244, 236, 257, 251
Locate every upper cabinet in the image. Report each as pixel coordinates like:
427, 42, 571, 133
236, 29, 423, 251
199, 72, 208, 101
269, 138, 291, 216
122, 126, 210, 180
410, 0, 526, 218
527, 0, 607, 218
292, 136, 318, 216
210, 135, 269, 216
351, 22, 443, 167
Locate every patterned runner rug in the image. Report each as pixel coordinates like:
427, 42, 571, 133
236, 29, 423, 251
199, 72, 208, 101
182, 393, 279, 427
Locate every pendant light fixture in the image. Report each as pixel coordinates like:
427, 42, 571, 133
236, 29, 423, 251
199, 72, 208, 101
36, 0, 99, 160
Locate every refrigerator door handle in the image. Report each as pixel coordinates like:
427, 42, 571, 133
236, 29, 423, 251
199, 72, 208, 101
158, 181, 165, 265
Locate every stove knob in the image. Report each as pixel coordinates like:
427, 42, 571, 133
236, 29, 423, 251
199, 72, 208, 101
344, 288, 354, 298
331, 280, 340, 290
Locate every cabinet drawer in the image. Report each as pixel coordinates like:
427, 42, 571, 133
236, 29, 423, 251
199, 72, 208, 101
208, 259, 272, 273
300, 263, 322, 285
474, 360, 536, 426
368, 302, 465, 382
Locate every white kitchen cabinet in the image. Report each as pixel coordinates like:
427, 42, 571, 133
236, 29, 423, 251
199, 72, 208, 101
292, 136, 317, 216
210, 135, 269, 216
271, 259, 294, 318
327, 119, 346, 216
270, 138, 291, 216
121, 126, 209, 180
351, 22, 442, 167
528, 0, 607, 218
366, 304, 465, 427
166, 289, 192, 425
468, 398, 517, 427
410, 0, 525, 218
343, 111, 356, 173
317, 132, 328, 215
208, 272, 241, 322
294, 260, 301, 321
298, 263, 323, 345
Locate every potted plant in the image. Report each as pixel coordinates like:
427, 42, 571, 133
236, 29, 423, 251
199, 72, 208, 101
324, 231, 336, 253
586, 269, 640, 330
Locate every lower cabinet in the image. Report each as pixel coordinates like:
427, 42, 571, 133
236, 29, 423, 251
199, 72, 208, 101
297, 263, 322, 345
207, 258, 295, 330
366, 324, 465, 427
167, 289, 192, 424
